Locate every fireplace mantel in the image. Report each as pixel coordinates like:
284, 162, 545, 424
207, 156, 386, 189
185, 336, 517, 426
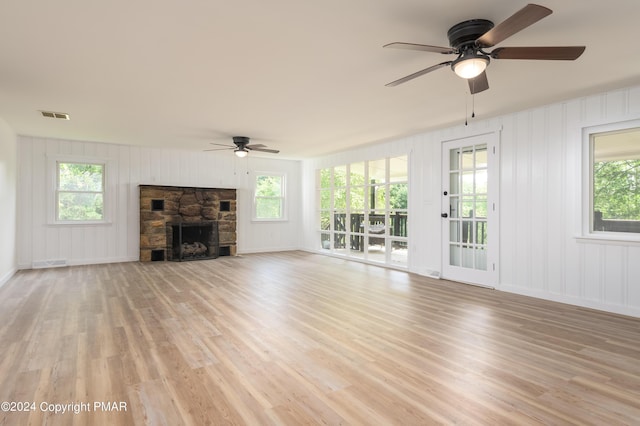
139, 185, 236, 261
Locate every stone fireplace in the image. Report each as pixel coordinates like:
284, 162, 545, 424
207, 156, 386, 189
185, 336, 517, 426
139, 185, 237, 262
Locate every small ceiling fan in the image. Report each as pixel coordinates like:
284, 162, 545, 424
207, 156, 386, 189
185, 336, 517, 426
205, 136, 280, 157
384, 3, 585, 93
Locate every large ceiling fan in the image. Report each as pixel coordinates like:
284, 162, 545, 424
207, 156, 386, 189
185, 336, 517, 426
385, 3, 585, 93
206, 136, 280, 157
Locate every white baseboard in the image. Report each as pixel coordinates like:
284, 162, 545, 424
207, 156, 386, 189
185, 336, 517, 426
499, 283, 640, 318
0, 267, 17, 288
237, 246, 301, 255
22, 256, 139, 270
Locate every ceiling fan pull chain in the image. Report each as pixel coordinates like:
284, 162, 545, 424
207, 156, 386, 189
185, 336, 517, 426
472, 93, 476, 118
464, 92, 469, 126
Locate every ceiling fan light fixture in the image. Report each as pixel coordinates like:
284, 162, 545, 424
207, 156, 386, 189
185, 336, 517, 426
234, 148, 248, 158
452, 54, 489, 79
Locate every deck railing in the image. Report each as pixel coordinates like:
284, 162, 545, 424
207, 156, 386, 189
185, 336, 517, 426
332, 212, 407, 249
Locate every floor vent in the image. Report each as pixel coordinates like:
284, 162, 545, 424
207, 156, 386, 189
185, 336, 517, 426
32, 259, 68, 269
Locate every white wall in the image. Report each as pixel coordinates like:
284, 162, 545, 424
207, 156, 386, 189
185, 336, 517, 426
0, 117, 17, 286
302, 84, 640, 317
16, 137, 302, 267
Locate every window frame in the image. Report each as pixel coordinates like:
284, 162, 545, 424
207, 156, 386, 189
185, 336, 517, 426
253, 171, 287, 222
47, 155, 112, 226
581, 118, 640, 243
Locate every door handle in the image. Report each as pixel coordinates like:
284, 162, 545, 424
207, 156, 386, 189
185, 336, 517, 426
441, 213, 448, 218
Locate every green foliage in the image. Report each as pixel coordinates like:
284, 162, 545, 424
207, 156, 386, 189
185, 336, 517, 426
57, 162, 104, 221
594, 160, 640, 220
256, 175, 281, 197
58, 163, 103, 191
389, 184, 407, 210
255, 175, 283, 219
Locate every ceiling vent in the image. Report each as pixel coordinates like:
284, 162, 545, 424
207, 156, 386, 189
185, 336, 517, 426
40, 110, 70, 120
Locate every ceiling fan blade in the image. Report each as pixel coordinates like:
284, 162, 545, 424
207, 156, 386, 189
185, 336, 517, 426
204, 147, 233, 152
247, 143, 267, 149
247, 146, 280, 154
468, 71, 489, 94
385, 61, 451, 87
490, 46, 585, 60
477, 4, 552, 48
209, 142, 233, 147
384, 42, 454, 54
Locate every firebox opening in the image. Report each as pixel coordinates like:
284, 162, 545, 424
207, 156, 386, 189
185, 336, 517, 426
151, 249, 165, 261
169, 221, 219, 261
219, 246, 231, 256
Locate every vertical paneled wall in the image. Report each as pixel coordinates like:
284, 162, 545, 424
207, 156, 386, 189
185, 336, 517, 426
16, 137, 302, 268
0, 118, 17, 286
302, 84, 640, 317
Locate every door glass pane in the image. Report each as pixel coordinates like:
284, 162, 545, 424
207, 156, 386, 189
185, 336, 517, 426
319, 168, 331, 189
475, 196, 487, 218
320, 211, 330, 231
476, 221, 487, 244
368, 214, 386, 235
450, 221, 460, 242
369, 159, 386, 183
389, 155, 408, 182
449, 172, 460, 194
462, 246, 474, 268
462, 197, 474, 218
450, 244, 461, 266
389, 183, 407, 209
334, 188, 347, 210
450, 148, 460, 171
449, 196, 459, 218
474, 246, 487, 270
462, 220, 473, 244
391, 240, 408, 266
320, 189, 331, 210
475, 145, 488, 168
351, 186, 365, 210
334, 213, 346, 232
351, 212, 365, 234
350, 162, 365, 186
462, 172, 474, 194
476, 169, 488, 194
462, 147, 474, 169
334, 165, 347, 187
320, 232, 331, 250
371, 185, 386, 210
390, 212, 407, 237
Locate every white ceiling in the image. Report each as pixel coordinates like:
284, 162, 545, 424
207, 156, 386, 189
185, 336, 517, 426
1, 0, 640, 159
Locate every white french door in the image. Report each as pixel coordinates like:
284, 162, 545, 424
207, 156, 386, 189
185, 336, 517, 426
441, 132, 499, 287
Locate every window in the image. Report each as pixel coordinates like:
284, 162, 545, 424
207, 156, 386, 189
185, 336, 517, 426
56, 162, 105, 222
316, 155, 409, 267
585, 121, 640, 237
254, 173, 286, 220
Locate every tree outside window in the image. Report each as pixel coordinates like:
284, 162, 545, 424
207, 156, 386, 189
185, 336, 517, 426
591, 126, 640, 234
255, 173, 285, 220
56, 162, 104, 221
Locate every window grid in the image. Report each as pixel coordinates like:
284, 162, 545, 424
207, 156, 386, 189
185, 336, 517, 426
317, 156, 408, 267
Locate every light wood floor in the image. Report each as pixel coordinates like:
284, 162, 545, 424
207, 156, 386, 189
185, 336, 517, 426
1, 251, 639, 425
